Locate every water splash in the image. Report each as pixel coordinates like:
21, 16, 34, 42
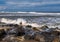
0, 18, 27, 25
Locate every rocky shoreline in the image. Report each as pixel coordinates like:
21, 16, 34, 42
0, 22, 60, 42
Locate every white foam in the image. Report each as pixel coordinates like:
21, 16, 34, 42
0, 12, 60, 16
0, 18, 41, 27
25, 23, 41, 27
0, 18, 27, 25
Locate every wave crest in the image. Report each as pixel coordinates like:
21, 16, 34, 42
0, 18, 27, 25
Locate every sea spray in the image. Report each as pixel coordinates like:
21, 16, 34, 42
0, 18, 41, 27
25, 23, 40, 27
0, 18, 27, 25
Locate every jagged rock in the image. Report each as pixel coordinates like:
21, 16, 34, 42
40, 28, 60, 42
13, 24, 19, 27
14, 22, 25, 36
7, 27, 25, 36
6, 24, 25, 36
0, 22, 60, 42
53, 36, 59, 42
32, 27, 40, 32
34, 33, 45, 42
2, 35, 21, 42
24, 30, 35, 40
51, 31, 60, 36
16, 26, 25, 36
0, 29, 6, 40
47, 28, 60, 36
26, 25, 32, 28
40, 25, 49, 30
7, 28, 18, 35
0, 29, 6, 36
16, 36, 25, 41
41, 31, 54, 42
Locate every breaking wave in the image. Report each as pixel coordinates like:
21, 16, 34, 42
0, 18, 40, 27
0, 18, 27, 25
0, 12, 60, 16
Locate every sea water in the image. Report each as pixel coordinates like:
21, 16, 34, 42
0, 13, 60, 28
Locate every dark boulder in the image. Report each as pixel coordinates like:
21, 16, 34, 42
40, 25, 49, 30
2, 35, 20, 42
34, 33, 45, 42
24, 30, 35, 40
32, 27, 40, 32
53, 36, 59, 42
16, 26, 25, 36
0, 29, 6, 40
0, 29, 6, 36
26, 25, 32, 28
50, 30, 60, 37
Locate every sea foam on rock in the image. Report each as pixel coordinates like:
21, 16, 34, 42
0, 18, 27, 25
0, 18, 60, 42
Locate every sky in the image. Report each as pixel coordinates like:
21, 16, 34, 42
0, 0, 60, 12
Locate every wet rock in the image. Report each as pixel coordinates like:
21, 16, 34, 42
15, 22, 25, 36
34, 33, 45, 42
40, 28, 60, 42
0, 22, 60, 42
22, 40, 38, 42
13, 24, 19, 27
47, 28, 60, 36
16, 27, 25, 36
6, 23, 25, 36
2, 35, 21, 42
51, 31, 60, 36
40, 30, 56, 42
24, 30, 35, 40
26, 25, 32, 28
0, 29, 6, 36
7, 28, 18, 35
32, 27, 40, 32
16, 36, 25, 41
0, 29, 6, 40
54, 28, 60, 35
7, 27, 25, 36
53, 36, 59, 42
40, 25, 49, 30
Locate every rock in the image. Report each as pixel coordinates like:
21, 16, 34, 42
7, 28, 18, 35
16, 26, 25, 36
47, 28, 60, 36
0, 22, 60, 42
51, 31, 60, 36
53, 36, 59, 42
22, 40, 38, 42
16, 36, 25, 41
0, 29, 6, 36
40, 31, 54, 42
40, 25, 49, 30
32, 27, 40, 32
24, 30, 35, 40
13, 24, 19, 27
34, 33, 45, 42
0, 29, 6, 40
7, 23, 25, 36
2, 35, 21, 42
26, 25, 32, 28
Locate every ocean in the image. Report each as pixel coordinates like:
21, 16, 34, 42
0, 12, 60, 28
